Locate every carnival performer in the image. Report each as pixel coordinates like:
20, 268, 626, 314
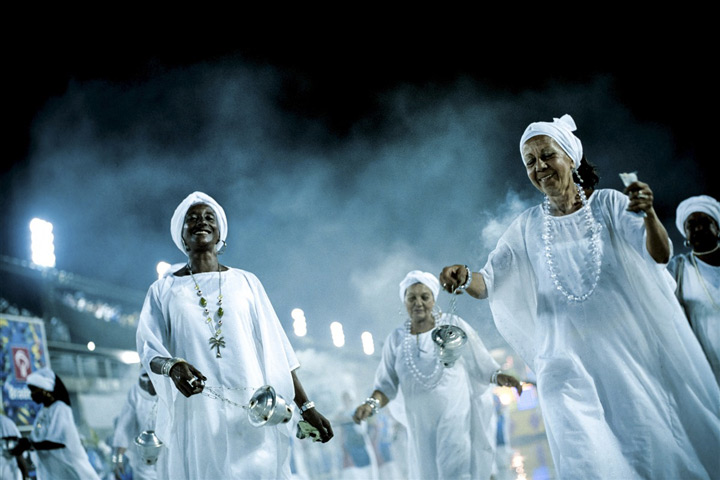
440, 114, 720, 479
111, 368, 159, 479
668, 194, 720, 386
136, 191, 333, 480
9, 367, 100, 479
1, 413, 25, 480
352, 270, 521, 480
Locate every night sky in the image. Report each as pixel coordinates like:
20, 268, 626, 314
3, 26, 717, 353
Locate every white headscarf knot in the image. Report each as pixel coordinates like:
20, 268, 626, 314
519, 114, 583, 168
399, 270, 440, 303
170, 191, 228, 256
26, 367, 56, 392
675, 195, 720, 237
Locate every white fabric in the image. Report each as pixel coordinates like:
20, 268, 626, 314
136, 267, 300, 480
1, 414, 22, 480
373, 313, 500, 480
519, 114, 583, 168
668, 253, 720, 386
675, 194, 720, 236
112, 382, 159, 480
29, 401, 100, 480
170, 191, 228, 256
479, 188, 720, 479
26, 367, 55, 392
398, 270, 440, 302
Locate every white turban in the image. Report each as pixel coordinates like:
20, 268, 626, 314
27, 367, 56, 392
399, 270, 440, 303
170, 191, 228, 256
675, 195, 720, 237
519, 114, 583, 168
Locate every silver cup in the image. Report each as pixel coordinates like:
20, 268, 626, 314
134, 430, 164, 465
432, 324, 468, 367
247, 385, 293, 427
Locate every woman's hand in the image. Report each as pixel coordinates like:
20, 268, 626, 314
9, 437, 30, 456
439, 264, 468, 293
169, 361, 207, 397
352, 403, 374, 424
300, 409, 334, 443
624, 180, 654, 215
496, 373, 523, 395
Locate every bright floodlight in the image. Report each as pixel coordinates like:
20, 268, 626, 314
292, 308, 307, 337
29, 218, 56, 268
87, 341, 96, 351
119, 350, 141, 364
361, 331, 375, 355
156, 261, 171, 279
330, 321, 345, 348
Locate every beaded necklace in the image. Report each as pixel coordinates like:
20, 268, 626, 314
542, 184, 603, 303
187, 263, 226, 358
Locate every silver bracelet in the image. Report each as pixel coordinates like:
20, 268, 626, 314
491, 369, 501, 385
364, 397, 380, 416
459, 265, 472, 290
162, 357, 187, 377
300, 400, 315, 414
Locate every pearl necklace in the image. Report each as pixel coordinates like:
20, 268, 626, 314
403, 311, 444, 390
187, 263, 226, 358
542, 185, 603, 303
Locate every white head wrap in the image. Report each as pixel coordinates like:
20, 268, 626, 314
399, 270, 440, 303
675, 195, 720, 237
26, 367, 56, 392
519, 114, 583, 168
170, 191, 228, 256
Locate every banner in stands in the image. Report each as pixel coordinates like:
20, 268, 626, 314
1, 313, 50, 431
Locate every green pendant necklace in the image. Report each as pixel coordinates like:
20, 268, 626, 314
187, 263, 226, 358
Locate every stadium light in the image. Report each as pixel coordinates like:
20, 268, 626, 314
291, 308, 307, 337
156, 261, 171, 279
330, 321, 345, 348
361, 331, 375, 355
29, 218, 56, 268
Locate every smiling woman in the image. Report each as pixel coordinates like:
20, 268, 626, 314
135, 191, 334, 479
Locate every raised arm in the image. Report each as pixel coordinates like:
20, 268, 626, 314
625, 181, 671, 263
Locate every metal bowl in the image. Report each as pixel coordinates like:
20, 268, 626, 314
247, 385, 293, 427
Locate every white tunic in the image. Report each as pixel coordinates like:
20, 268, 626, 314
1, 414, 22, 480
136, 268, 300, 480
480, 188, 720, 479
373, 313, 500, 480
112, 382, 158, 479
29, 401, 100, 480
668, 253, 720, 386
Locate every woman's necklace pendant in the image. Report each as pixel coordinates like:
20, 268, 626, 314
188, 263, 227, 358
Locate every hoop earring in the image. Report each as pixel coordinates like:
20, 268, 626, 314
684, 239, 691, 248
217, 240, 227, 255
181, 238, 190, 252
432, 304, 442, 320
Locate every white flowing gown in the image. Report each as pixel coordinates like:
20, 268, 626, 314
112, 382, 159, 479
136, 268, 299, 480
29, 401, 100, 480
480, 188, 720, 479
1, 414, 23, 480
668, 253, 720, 386
373, 313, 500, 480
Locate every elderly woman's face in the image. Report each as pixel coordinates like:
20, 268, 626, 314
522, 136, 575, 196
404, 283, 435, 323
684, 212, 720, 250
182, 203, 220, 253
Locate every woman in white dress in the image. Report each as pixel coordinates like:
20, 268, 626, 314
352, 270, 521, 480
668, 194, 720, 386
10, 367, 100, 480
136, 191, 333, 480
440, 114, 720, 479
